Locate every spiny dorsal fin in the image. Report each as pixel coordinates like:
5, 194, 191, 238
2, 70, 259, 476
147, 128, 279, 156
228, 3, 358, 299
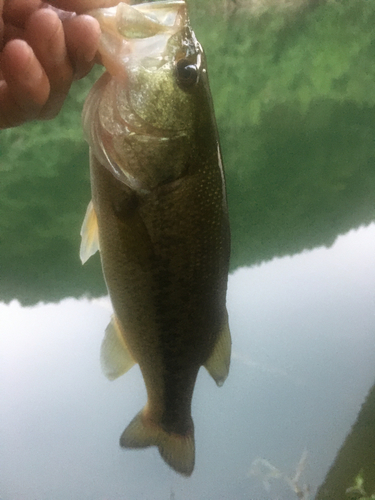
204, 309, 231, 387
101, 315, 136, 380
80, 200, 100, 264
120, 409, 195, 477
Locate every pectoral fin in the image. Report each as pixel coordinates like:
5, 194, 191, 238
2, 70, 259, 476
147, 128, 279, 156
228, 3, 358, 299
101, 315, 136, 380
80, 200, 100, 264
204, 310, 231, 387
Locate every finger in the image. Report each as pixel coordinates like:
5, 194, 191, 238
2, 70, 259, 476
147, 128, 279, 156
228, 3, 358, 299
2, 22, 24, 45
0, 39, 49, 128
25, 8, 73, 119
3, 0, 43, 29
63, 14, 101, 80
45, 0, 129, 15
0, 1, 4, 50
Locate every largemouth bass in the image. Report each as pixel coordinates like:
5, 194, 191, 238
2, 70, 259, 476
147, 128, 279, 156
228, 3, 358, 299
80, 0, 231, 476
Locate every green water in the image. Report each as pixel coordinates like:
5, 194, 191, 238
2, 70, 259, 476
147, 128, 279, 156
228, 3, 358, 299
1, 0, 375, 304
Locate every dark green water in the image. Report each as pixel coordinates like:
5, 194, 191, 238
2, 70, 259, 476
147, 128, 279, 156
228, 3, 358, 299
1, 1, 375, 498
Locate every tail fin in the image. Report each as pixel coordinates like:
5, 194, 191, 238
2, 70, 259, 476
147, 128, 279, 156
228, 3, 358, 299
120, 409, 195, 476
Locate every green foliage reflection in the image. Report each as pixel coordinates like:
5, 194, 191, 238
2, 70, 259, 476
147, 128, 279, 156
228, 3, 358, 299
1, 0, 375, 303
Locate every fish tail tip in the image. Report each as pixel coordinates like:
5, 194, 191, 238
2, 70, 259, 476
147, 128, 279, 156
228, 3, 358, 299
159, 434, 195, 477
120, 410, 195, 476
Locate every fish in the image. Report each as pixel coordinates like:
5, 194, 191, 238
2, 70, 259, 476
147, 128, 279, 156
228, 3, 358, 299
80, 0, 231, 476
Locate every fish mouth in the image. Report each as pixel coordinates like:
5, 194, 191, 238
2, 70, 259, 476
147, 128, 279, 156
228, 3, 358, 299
88, 1, 188, 78
87, 1, 191, 136
90, 1, 187, 36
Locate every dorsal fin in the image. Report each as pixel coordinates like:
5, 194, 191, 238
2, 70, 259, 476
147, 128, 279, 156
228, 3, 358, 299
80, 200, 100, 264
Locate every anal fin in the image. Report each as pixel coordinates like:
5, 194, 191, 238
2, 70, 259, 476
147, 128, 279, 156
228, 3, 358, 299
101, 315, 136, 380
204, 309, 231, 387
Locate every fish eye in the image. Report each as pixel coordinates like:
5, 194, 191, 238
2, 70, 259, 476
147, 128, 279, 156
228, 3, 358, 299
175, 59, 199, 89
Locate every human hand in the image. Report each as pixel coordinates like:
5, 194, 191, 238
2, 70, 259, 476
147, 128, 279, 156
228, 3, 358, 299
0, 0, 123, 129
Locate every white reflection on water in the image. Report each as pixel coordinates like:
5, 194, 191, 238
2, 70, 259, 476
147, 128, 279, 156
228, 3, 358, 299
1, 224, 375, 500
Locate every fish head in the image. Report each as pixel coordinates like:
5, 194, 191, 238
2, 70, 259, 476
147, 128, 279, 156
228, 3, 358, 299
84, 1, 210, 193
